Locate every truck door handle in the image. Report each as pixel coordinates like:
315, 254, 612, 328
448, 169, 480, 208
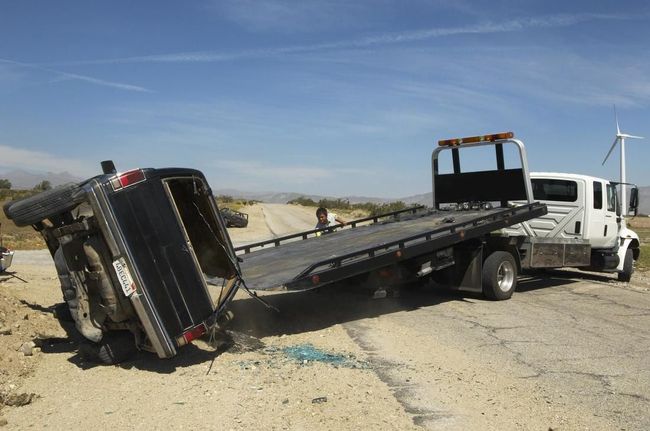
604, 225, 608, 237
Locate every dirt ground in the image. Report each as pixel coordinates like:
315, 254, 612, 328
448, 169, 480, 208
0, 204, 648, 429
0, 203, 372, 428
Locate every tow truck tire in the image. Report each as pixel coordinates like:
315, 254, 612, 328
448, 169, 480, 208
618, 249, 634, 282
482, 251, 517, 300
3, 183, 85, 227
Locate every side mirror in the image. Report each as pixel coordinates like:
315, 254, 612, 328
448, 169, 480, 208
629, 187, 639, 216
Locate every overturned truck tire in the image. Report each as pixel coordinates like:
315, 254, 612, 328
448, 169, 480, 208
3, 183, 86, 227
81, 331, 138, 365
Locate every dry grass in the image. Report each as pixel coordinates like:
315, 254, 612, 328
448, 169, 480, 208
627, 216, 650, 271
1, 200, 45, 249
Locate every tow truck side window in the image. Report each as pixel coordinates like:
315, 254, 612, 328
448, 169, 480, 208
593, 181, 603, 209
532, 179, 577, 202
606, 183, 617, 212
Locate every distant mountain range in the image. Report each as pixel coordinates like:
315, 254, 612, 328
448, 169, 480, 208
0, 169, 83, 189
1, 169, 648, 215
215, 186, 650, 215
213, 188, 432, 206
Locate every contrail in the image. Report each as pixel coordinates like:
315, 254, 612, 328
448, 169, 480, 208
0, 58, 152, 92
51, 13, 636, 66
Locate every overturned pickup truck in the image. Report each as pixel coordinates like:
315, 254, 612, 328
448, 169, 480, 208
3, 162, 241, 363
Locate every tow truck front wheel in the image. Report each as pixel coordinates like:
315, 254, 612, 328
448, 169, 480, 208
482, 251, 517, 300
617, 249, 634, 282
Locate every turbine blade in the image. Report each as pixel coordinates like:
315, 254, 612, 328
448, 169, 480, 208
620, 134, 644, 139
602, 137, 619, 165
614, 105, 621, 135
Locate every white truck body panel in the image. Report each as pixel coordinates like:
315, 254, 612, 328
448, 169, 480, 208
505, 172, 619, 249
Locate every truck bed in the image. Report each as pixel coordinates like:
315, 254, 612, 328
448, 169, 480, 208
238, 203, 546, 291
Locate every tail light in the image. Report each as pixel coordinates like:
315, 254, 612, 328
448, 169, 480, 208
176, 323, 207, 347
110, 169, 146, 191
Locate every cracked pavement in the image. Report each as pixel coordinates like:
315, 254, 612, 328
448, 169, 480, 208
340, 270, 650, 430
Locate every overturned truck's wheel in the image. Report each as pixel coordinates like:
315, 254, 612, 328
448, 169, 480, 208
482, 251, 517, 301
618, 249, 634, 282
3, 183, 85, 227
81, 331, 138, 365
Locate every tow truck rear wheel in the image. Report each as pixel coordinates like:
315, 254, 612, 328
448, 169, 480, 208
618, 249, 634, 282
482, 251, 517, 300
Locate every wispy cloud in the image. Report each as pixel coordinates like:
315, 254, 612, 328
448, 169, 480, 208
206, 0, 364, 33
210, 159, 374, 183
0, 144, 94, 176
0, 58, 151, 93
55, 13, 637, 66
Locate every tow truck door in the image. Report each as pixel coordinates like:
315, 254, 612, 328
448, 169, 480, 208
588, 180, 608, 248
588, 181, 618, 249
600, 182, 619, 248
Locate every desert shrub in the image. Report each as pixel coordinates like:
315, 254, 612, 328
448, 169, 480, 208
216, 195, 234, 203
287, 196, 318, 206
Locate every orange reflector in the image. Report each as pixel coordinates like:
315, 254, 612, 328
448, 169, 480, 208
438, 132, 514, 147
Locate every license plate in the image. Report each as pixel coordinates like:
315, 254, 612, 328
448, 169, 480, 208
113, 257, 136, 297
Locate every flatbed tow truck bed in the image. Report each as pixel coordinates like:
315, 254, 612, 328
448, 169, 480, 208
237, 202, 546, 291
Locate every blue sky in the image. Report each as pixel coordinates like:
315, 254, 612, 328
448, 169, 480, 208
1, 1, 649, 198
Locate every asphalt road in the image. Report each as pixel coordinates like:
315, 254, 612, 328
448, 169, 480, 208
227, 270, 650, 429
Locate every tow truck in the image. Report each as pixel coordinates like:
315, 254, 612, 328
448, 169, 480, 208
236, 131, 640, 298
236, 132, 548, 300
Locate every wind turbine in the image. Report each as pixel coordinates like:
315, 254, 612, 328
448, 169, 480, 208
601, 107, 644, 216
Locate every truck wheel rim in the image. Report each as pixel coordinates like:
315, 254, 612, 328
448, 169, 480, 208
497, 261, 515, 292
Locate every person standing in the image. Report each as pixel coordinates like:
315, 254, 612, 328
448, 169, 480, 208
315, 207, 346, 230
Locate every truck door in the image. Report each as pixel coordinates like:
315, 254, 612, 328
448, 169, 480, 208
589, 181, 608, 248
601, 183, 619, 249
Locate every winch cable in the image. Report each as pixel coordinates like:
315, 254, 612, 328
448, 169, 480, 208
193, 202, 280, 314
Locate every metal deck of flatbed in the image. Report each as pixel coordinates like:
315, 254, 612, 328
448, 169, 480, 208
238, 203, 546, 291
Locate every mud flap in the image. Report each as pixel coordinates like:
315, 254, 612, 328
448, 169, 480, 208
431, 242, 483, 292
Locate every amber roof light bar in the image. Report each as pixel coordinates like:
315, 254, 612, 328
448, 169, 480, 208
438, 131, 514, 147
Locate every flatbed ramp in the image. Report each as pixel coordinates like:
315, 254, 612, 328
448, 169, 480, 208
238, 203, 546, 291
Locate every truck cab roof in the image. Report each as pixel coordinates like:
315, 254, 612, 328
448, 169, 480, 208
531, 172, 613, 184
